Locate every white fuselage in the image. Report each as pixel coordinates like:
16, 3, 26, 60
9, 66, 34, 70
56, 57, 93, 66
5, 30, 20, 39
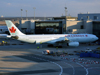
17, 34, 98, 44
5, 20, 99, 47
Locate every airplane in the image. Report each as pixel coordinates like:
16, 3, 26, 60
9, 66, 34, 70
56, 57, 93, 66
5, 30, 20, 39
5, 20, 98, 47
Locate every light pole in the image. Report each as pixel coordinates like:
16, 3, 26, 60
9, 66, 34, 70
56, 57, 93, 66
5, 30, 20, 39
64, 6, 67, 33
26, 10, 27, 19
65, 7, 67, 17
33, 7, 36, 20
21, 9, 23, 20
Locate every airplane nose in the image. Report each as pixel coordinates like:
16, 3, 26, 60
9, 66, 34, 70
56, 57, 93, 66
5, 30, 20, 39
96, 36, 99, 40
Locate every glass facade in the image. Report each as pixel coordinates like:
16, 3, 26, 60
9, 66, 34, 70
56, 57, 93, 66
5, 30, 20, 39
35, 21, 62, 34
93, 21, 100, 41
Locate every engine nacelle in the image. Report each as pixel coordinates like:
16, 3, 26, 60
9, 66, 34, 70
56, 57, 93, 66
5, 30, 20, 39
11, 36, 19, 39
67, 42, 79, 47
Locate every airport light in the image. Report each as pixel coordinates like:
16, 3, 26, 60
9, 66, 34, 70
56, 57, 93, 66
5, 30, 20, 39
21, 9, 23, 20
64, 6, 67, 33
65, 7, 67, 20
26, 10, 27, 19
33, 7, 36, 20
65, 7, 67, 16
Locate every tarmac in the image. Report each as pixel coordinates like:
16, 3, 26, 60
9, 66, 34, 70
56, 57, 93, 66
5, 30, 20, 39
0, 38, 100, 75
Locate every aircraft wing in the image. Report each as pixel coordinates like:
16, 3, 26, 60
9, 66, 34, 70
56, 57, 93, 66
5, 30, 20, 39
47, 37, 79, 47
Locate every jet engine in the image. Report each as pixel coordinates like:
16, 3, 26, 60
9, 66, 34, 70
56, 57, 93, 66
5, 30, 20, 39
11, 36, 19, 39
67, 42, 79, 47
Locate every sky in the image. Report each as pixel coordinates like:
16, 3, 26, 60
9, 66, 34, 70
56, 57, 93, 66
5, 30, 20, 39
0, 0, 100, 17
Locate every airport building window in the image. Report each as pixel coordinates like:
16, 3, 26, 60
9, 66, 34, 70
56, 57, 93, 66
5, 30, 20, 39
93, 21, 100, 41
35, 21, 62, 34
68, 29, 72, 32
81, 25, 84, 29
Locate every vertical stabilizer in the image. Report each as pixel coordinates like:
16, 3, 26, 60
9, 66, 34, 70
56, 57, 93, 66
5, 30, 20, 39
5, 20, 25, 36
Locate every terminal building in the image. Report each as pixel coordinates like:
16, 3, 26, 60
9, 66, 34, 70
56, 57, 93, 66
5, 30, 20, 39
78, 13, 100, 41
0, 16, 95, 35
18, 16, 78, 34
78, 13, 100, 21
18, 16, 92, 34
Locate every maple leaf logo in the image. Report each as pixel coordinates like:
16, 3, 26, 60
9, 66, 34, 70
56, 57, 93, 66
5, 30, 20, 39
85, 35, 88, 37
9, 27, 16, 33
